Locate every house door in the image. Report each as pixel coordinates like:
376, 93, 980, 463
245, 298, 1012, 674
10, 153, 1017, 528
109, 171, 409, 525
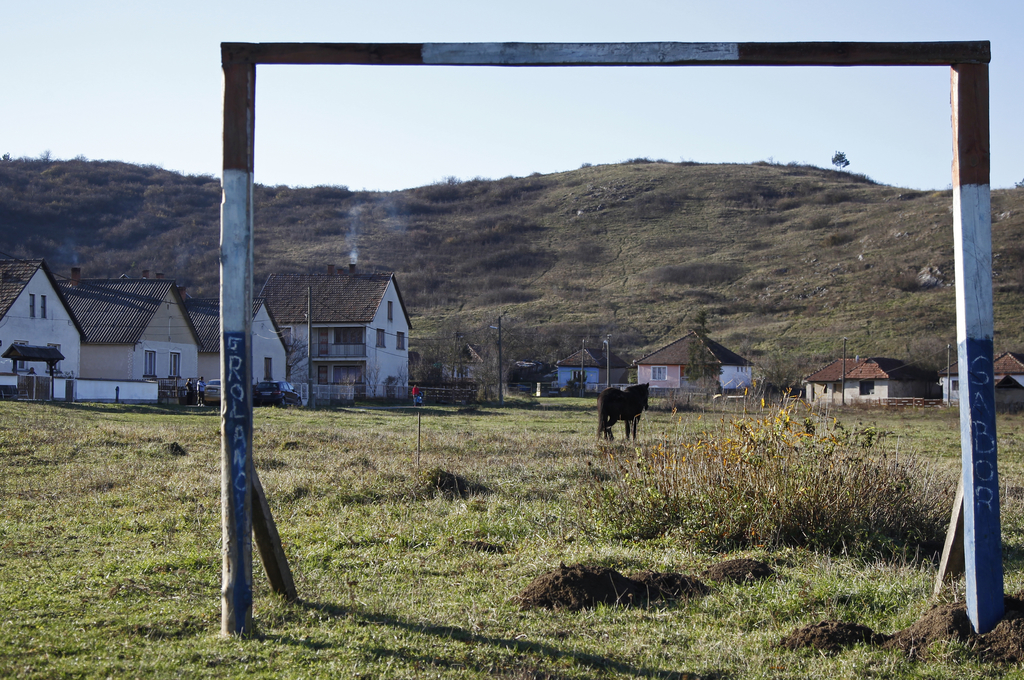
318, 329, 329, 357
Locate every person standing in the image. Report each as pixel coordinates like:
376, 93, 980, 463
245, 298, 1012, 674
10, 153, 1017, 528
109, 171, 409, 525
198, 377, 206, 406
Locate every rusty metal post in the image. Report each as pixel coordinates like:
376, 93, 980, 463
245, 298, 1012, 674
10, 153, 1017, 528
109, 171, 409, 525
951, 62, 1002, 634
220, 57, 256, 637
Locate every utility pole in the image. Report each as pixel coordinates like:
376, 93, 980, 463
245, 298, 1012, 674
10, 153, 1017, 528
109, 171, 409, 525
946, 343, 952, 406
306, 286, 314, 409
841, 337, 847, 406
603, 336, 610, 391
580, 338, 586, 398
489, 314, 503, 406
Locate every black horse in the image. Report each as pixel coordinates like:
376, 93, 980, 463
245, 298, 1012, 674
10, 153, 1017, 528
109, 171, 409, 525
597, 383, 649, 440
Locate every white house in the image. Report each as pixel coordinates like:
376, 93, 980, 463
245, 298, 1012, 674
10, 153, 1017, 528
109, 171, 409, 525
939, 352, 1024, 404
59, 273, 200, 382
635, 331, 752, 393
185, 297, 287, 383
259, 265, 411, 401
0, 259, 83, 380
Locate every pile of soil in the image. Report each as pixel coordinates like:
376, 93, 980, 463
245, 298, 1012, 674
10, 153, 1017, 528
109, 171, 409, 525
461, 539, 505, 554
702, 558, 774, 583
780, 621, 890, 654
419, 467, 488, 498
517, 563, 710, 611
782, 594, 1024, 663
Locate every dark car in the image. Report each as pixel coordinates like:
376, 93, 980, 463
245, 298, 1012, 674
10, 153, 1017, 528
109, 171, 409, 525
253, 380, 302, 407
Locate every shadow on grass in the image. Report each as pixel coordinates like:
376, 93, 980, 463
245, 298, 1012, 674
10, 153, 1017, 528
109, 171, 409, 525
46, 401, 219, 417
267, 599, 714, 679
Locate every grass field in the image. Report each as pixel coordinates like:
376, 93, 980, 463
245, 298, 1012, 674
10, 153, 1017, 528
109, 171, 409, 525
3, 398, 1024, 678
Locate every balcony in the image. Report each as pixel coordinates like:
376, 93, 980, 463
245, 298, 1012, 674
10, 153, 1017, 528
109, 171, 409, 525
312, 343, 366, 359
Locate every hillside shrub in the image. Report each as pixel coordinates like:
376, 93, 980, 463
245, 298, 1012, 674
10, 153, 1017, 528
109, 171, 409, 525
645, 263, 744, 286
590, 404, 953, 557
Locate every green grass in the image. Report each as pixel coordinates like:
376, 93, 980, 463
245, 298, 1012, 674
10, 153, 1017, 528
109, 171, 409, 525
3, 400, 1024, 678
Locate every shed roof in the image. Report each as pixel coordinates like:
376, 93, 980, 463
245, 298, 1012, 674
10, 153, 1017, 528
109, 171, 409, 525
634, 331, 750, 367
1, 344, 65, 362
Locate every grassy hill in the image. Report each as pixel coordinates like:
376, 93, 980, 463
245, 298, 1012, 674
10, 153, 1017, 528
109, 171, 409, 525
3, 155, 1023, 380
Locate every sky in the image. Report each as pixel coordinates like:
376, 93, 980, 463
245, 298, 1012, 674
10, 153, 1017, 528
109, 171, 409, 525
3, 0, 1022, 192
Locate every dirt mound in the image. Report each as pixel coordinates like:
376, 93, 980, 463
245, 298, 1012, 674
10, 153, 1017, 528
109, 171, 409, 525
461, 540, 505, 554
147, 441, 187, 457
632, 570, 710, 600
518, 564, 640, 610
884, 603, 973, 658
418, 467, 488, 498
517, 564, 710, 611
702, 558, 774, 583
781, 621, 891, 654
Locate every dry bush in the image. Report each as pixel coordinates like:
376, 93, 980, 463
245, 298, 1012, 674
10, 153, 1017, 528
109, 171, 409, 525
591, 403, 954, 556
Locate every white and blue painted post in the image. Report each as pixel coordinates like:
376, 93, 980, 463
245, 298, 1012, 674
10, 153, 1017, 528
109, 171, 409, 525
951, 62, 1002, 634
220, 58, 256, 637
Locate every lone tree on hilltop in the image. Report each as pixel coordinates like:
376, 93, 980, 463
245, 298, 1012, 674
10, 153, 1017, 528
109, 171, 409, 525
832, 151, 850, 172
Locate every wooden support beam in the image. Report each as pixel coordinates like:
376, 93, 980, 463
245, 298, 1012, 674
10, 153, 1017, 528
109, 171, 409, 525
222, 41, 989, 67
935, 477, 965, 594
220, 59, 256, 637
951, 62, 1002, 634
252, 467, 297, 602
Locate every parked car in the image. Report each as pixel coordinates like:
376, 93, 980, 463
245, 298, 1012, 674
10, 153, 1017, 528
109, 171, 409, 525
204, 380, 221, 405
253, 380, 302, 407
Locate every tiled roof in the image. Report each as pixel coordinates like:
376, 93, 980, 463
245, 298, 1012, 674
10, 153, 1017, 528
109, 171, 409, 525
941, 351, 1024, 377
59, 278, 191, 345
634, 331, 750, 367
807, 357, 936, 383
259, 272, 410, 327
804, 358, 868, 383
556, 348, 629, 368
184, 298, 276, 352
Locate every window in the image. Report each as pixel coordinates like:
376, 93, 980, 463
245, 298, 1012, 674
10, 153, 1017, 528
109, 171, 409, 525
651, 366, 667, 381
396, 331, 405, 350
144, 350, 157, 377
952, 379, 959, 391
264, 357, 273, 380
13, 341, 28, 371
859, 380, 875, 396
29, 294, 35, 318
387, 300, 393, 321
169, 352, 181, 378
333, 365, 361, 383
41, 295, 46, 319
376, 329, 386, 347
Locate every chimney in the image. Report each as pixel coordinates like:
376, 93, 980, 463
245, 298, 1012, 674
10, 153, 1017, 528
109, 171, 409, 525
70, 267, 81, 287
155, 273, 164, 279
327, 264, 335, 276
178, 286, 187, 299
142, 270, 149, 279
337, 265, 343, 276
349, 263, 356, 275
